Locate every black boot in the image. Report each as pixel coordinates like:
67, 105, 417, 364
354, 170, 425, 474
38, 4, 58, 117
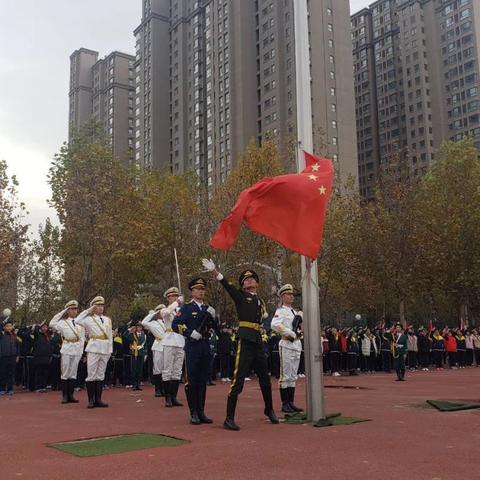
61, 380, 69, 404
288, 387, 302, 412
86, 381, 95, 408
260, 384, 279, 424
185, 383, 193, 413
280, 388, 294, 413
158, 375, 165, 397
224, 394, 240, 430
171, 380, 183, 407
164, 381, 173, 407
197, 384, 213, 424
94, 381, 108, 407
264, 408, 280, 424
154, 375, 163, 397
188, 386, 201, 425
68, 379, 79, 403
224, 416, 240, 431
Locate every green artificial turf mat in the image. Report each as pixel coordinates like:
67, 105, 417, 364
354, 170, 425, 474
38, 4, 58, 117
284, 412, 369, 427
402, 402, 436, 410
426, 400, 480, 412
327, 416, 370, 426
49, 433, 187, 457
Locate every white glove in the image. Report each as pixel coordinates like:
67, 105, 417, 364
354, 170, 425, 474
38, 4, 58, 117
262, 312, 269, 320
207, 306, 216, 317
177, 295, 184, 305
190, 330, 202, 341
202, 258, 216, 272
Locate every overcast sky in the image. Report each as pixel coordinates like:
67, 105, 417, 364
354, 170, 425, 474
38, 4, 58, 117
0, 0, 370, 232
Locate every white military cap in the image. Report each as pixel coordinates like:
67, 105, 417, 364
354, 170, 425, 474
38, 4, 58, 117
90, 296, 105, 307
164, 287, 180, 298
277, 284, 295, 297
64, 300, 79, 309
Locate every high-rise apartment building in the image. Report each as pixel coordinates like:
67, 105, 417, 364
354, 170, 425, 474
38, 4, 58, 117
352, 0, 480, 200
134, 0, 357, 187
69, 48, 135, 165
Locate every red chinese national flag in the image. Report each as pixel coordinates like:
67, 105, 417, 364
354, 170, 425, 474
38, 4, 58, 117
209, 151, 334, 259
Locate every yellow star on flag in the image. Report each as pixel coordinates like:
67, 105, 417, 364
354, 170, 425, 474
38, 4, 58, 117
311, 164, 320, 172
318, 185, 327, 195
308, 174, 318, 181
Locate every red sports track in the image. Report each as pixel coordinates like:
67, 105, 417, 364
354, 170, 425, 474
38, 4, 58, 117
1, 369, 478, 480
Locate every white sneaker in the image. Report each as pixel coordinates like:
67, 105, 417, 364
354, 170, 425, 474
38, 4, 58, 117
245, 377, 251, 381
221, 378, 228, 382
333, 372, 341, 377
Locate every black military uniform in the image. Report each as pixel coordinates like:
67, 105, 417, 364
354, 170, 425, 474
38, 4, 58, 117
218, 270, 279, 431
217, 326, 232, 380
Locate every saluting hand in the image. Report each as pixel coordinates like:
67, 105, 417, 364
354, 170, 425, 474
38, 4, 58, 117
202, 258, 216, 272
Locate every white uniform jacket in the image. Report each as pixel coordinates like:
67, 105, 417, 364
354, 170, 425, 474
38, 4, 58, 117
141, 311, 165, 352
75, 311, 113, 355
160, 301, 185, 348
271, 306, 302, 352
49, 309, 85, 356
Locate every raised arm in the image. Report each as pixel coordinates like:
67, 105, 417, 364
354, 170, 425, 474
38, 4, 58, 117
141, 311, 157, 331
202, 258, 243, 303
162, 301, 179, 318
74, 306, 93, 327
49, 308, 68, 332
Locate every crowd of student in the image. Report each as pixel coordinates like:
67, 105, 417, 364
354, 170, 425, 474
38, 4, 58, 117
321, 325, 480, 375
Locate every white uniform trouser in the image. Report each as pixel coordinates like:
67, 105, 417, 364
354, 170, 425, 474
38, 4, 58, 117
61, 354, 82, 380
162, 346, 184, 381
279, 346, 301, 389
86, 353, 110, 382
152, 350, 164, 376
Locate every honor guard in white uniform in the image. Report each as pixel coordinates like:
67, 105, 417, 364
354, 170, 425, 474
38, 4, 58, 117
49, 300, 85, 404
75, 296, 113, 408
271, 284, 303, 414
141, 304, 166, 397
160, 287, 185, 408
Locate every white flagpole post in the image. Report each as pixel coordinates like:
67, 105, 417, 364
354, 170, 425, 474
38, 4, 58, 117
294, 0, 326, 423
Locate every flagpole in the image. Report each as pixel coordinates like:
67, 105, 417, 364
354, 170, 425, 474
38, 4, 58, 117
294, 0, 326, 423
